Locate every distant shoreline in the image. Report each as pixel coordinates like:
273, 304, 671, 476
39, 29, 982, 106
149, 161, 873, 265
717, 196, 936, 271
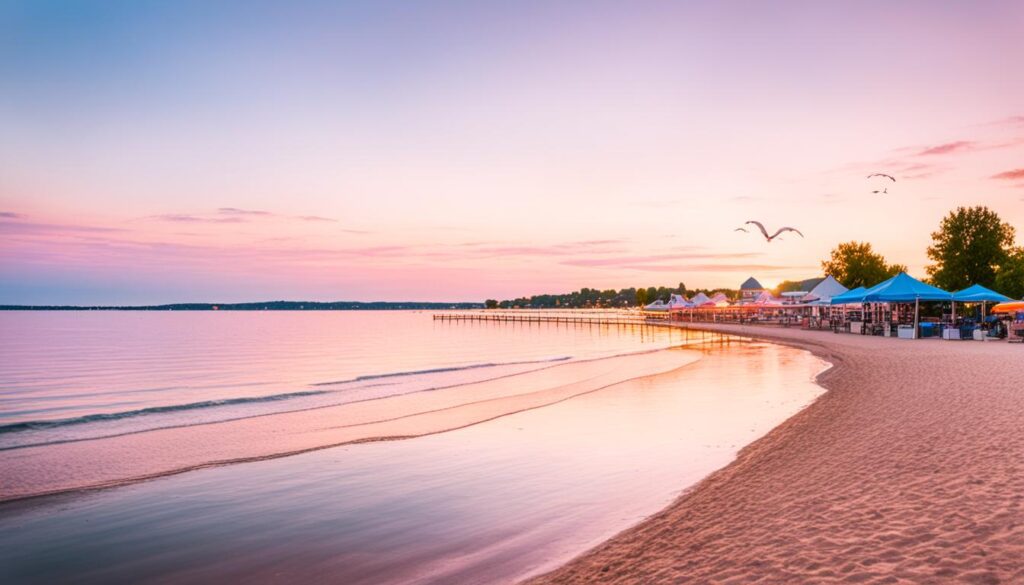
0, 301, 484, 311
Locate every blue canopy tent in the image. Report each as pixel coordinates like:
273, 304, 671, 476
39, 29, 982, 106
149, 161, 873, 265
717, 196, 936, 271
859, 273, 951, 339
861, 272, 952, 303
952, 284, 1012, 303
951, 285, 1012, 329
828, 286, 867, 304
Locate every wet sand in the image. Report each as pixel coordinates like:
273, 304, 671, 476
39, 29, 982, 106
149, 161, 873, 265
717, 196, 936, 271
532, 325, 1024, 584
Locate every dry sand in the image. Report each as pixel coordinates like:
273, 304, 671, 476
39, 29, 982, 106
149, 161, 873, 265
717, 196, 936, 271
531, 325, 1024, 584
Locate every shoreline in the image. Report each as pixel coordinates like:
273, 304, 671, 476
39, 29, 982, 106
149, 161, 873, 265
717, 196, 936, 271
530, 323, 1024, 584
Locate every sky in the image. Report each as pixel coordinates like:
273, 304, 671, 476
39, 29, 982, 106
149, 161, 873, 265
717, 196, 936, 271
1, 0, 1023, 304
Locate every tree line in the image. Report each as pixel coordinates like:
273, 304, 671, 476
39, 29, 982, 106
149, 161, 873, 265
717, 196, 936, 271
485, 283, 739, 309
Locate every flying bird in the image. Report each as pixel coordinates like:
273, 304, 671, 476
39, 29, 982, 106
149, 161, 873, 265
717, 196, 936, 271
867, 173, 896, 182
745, 221, 804, 243
734, 227, 748, 232
872, 187, 888, 194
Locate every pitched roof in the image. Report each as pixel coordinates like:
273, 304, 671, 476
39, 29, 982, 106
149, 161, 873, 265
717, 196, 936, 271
740, 277, 764, 290
798, 277, 826, 292
803, 275, 848, 301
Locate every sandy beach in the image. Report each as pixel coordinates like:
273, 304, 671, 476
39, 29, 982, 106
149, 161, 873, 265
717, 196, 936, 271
532, 325, 1024, 584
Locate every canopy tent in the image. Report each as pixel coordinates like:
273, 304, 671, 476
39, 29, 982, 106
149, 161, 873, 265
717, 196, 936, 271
667, 294, 693, 309
861, 272, 952, 302
709, 292, 729, 304
861, 273, 951, 339
829, 286, 867, 305
643, 299, 668, 311
752, 291, 783, 307
950, 284, 1012, 328
952, 284, 1012, 303
802, 275, 849, 303
689, 292, 713, 306
827, 274, 951, 339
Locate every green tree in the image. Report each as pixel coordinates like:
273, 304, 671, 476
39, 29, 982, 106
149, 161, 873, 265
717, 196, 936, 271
926, 206, 1015, 290
995, 247, 1024, 299
773, 280, 805, 296
635, 288, 648, 306
484, 299, 498, 309
821, 241, 906, 288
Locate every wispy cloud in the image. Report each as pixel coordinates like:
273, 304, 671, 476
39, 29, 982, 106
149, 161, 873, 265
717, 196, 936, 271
150, 214, 245, 224
991, 168, 1024, 181
0, 211, 24, 219
0, 220, 126, 234
147, 208, 339, 224
217, 207, 273, 217
986, 115, 1024, 127
915, 141, 977, 156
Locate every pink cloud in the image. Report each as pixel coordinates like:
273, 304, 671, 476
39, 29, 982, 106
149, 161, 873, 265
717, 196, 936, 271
150, 214, 245, 224
991, 168, 1024, 180
916, 141, 976, 156
0, 220, 125, 234
217, 207, 273, 217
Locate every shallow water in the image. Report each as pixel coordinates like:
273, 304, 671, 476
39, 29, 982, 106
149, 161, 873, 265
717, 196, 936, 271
0, 312, 826, 583
0, 311, 685, 447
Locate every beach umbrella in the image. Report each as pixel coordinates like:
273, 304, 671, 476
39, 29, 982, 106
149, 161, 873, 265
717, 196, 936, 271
992, 301, 1024, 314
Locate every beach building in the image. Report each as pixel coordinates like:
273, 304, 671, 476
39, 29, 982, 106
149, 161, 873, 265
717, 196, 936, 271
739, 277, 765, 302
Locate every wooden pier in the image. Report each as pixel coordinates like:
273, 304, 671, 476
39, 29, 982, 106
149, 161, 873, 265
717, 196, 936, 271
432, 313, 654, 326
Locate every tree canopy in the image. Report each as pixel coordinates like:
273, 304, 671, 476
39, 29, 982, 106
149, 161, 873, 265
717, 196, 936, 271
995, 247, 1024, 299
821, 241, 906, 289
925, 206, 1016, 291
494, 283, 732, 309
773, 280, 807, 296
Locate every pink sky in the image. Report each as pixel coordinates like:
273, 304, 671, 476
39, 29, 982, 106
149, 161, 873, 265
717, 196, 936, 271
1, 1, 1023, 303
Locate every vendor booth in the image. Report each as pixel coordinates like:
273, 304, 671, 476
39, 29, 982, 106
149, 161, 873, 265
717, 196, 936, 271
830, 274, 952, 339
950, 285, 1012, 340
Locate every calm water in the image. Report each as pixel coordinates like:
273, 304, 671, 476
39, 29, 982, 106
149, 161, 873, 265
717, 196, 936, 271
0, 311, 826, 583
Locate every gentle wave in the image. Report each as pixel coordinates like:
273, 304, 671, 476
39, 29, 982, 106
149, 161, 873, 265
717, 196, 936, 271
311, 356, 572, 387
0, 357, 575, 436
0, 390, 328, 435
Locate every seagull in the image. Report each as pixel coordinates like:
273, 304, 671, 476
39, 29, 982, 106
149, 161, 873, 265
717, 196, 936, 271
867, 173, 896, 182
745, 221, 804, 243
734, 227, 748, 232
872, 187, 888, 194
